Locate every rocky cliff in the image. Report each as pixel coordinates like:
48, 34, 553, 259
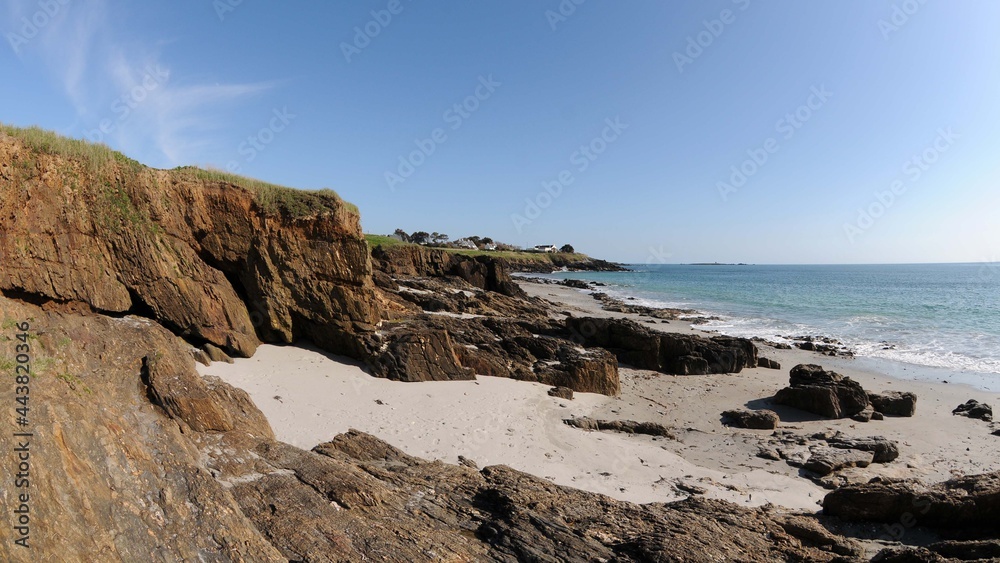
0, 127, 379, 360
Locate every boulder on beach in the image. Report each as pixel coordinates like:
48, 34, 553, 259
548, 386, 574, 400
721, 409, 779, 430
851, 405, 876, 423
868, 391, 918, 417
953, 399, 993, 422
757, 357, 781, 370
773, 364, 870, 419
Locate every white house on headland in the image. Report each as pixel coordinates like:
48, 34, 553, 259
482, 243, 497, 251
533, 245, 559, 253
455, 239, 477, 249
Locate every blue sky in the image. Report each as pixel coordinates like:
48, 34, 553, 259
4, 1, 999, 264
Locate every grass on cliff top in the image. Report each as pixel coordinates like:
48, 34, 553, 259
0, 123, 359, 218
364, 234, 590, 262
0, 123, 143, 174
365, 234, 411, 248
172, 167, 359, 217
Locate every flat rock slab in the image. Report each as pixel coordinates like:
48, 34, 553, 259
826, 434, 900, 463
804, 448, 874, 476
563, 417, 675, 438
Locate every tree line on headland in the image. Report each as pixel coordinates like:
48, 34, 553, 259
391, 229, 574, 253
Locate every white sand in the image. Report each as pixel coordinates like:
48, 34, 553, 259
198, 344, 823, 510
197, 281, 1000, 513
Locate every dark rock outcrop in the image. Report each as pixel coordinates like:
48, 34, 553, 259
722, 408, 780, 429
869, 391, 918, 417
0, 132, 380, 359
774, 364, 870, 419
823, 472, 1000, 528
561, 316, 758, 375
790, 335, 854, 357
370, 243, 527, 298
953, 399, 993, 422
369, 315, 621, 395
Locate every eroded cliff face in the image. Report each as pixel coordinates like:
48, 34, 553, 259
0, 132, 379, 359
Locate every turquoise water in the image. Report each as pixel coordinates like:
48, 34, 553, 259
540, 263, 1000, 390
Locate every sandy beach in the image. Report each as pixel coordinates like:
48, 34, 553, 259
199, 280, 1000, 514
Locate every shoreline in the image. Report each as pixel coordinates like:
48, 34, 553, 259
199, 278, 999, 515
518, 272, 1000, 393
521, 280, 999, 488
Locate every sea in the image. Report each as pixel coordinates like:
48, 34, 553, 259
536, 263, 1000, 392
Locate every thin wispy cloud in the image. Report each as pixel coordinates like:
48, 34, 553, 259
7, 0, 275, 167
